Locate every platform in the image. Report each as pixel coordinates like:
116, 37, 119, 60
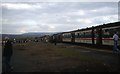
2, 42, 120, 72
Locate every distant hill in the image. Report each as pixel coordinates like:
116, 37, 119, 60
22, 32, 55, 37
1, 32, 59, 39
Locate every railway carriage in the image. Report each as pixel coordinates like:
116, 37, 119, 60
50, 22, 120, 48
101, 23, 120, 46
62, 32, 72, 42
52, 33, 63, 42
74, 28, 93, 44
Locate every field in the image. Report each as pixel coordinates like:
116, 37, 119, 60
2, 41, 120, 72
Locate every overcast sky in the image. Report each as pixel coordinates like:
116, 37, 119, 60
1, 2, 118, 34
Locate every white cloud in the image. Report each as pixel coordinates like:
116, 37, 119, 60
76, 19, 92, 25
1, 3, 43, 10
75, 10, 85, 15
90, 15, 118, 25
49, 25, 55, 29
2, 18, 14, 25
20, 28, 27, 33
91, 7, 118, 14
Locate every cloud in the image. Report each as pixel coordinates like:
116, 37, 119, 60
1, 3, 43, 10
1, 2, 118, 34
1, 0, 120, 2
91, 15, 118, 25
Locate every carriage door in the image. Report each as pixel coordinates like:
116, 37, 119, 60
71, 32, 75, 43
95, 27, 102, 45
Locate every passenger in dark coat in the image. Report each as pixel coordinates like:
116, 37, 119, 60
3, 37, 13, 72
3, 40, 13, 56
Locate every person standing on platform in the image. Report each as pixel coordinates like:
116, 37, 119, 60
3, 37, 13, 72
113, 32, 120, 53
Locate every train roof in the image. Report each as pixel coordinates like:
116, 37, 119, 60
94, 21, 120, 28
72, 27, 93, 32
63, 21, 120, 33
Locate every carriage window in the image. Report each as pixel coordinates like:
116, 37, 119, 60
105, 29, 108, 32
84, 32, 92, 38
63, 33, 71, 38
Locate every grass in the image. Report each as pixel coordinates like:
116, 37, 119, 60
12, 42, 114, 72
14, 42, 103, 63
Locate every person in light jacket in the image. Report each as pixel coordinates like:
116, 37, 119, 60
113, 32, 120, 53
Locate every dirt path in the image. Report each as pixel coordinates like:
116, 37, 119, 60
8, 42, 120, 72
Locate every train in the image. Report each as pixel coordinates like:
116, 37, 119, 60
50, 22, 120, 48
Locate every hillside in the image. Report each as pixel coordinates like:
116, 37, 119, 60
1, 32, 58, 39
